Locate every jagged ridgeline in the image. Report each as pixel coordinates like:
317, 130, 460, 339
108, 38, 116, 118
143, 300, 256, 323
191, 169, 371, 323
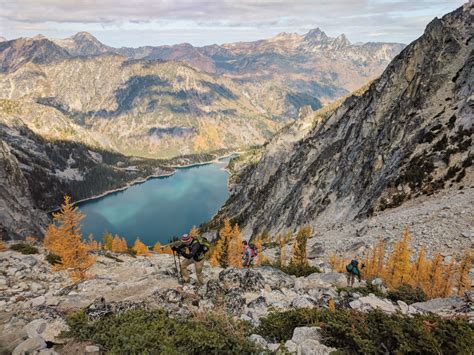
0, 26, 405, 159
216, 4, 473, 238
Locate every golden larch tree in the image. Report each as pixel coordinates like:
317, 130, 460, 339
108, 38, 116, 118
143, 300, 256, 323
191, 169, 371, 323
278, 234, 287, 267
228, 224, 243, 268
44, 195, 96, 281
211, 218, 233, 268
456, 251, 472, 296
112, 235, 128, 253
132, 238, 150, 256
153, 241, 162, 253
290, 225, 312, 267
384, 228, 412, 287
0, 240, 6, 251
102, 232, 113, 251
86, 234, 101, 251
426, 253, 445, 299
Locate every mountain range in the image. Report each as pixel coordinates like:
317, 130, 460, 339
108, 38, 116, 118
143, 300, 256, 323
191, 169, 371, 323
215, 4, 473, 246
0, 29, 404, 158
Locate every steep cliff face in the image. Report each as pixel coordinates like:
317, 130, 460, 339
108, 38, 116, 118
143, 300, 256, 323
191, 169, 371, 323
0, 140, 49, 240
218, 5, 473, 238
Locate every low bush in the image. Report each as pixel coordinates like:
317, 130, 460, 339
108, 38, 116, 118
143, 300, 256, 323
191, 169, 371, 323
64, 308, 260, 354
263, 261, 320, 277
387, 283, 427, 304
10, 243, 38, 255
46, 253, 62, 265
256, 308, 474, 354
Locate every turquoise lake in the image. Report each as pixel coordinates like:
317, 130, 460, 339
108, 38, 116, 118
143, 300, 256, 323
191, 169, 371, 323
78, 157, 231, 246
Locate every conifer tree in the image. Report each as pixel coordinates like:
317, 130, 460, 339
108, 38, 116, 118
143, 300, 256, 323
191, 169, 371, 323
426, 254, 445, 298
411, 247, 429, 290
384, 228, 412, 287
86, 234, 101, 251
278, 234, 287, 267
228, 224, 243, 267
44, 195, 96, 281
456, 251, 472, 296
211, 218, 233, 268
0, 240, 6, 251
153, 241, 162, 253
103, 232, 113, 251
161, 244, 173, 255
112, 235, 127, 253
290, 225, 311, 267
132, 238, 150, 256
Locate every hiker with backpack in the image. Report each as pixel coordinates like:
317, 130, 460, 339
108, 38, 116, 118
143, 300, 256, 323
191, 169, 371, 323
242, 240, 257, 268
346, 258, 364, 287
171, 233, 210, 286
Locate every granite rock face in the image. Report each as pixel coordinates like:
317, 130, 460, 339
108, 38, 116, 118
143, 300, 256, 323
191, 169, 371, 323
217, 5, 473, 243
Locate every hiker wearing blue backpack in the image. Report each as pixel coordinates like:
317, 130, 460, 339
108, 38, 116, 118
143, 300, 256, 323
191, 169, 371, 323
346, 259, 364, 287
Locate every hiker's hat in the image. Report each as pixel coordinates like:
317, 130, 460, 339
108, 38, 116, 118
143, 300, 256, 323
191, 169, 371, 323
181, 233, 192, 245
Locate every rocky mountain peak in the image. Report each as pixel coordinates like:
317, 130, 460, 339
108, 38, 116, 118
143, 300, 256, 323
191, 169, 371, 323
303, 27, 329, 43
72, 31, 96, 40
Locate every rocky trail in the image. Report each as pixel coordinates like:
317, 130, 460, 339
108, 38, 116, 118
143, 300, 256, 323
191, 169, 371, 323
1, 249, 472, 354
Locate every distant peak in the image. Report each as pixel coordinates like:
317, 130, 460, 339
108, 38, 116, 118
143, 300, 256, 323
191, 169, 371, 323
32, 34, 46, 40
304, 27, 329, 42
72, 32, 98, 41
334, 34, 351, 47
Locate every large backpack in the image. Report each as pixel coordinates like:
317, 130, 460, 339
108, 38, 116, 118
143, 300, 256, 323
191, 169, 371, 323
195, 236, 211, 254
346, 263, 354, 273
248, 243, 258, 258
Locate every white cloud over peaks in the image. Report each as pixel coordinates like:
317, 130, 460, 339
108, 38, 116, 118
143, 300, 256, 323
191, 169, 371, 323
0, 0, 467, 47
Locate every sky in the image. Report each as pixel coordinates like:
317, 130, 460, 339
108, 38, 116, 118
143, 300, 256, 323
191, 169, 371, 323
0, 0, 467, 47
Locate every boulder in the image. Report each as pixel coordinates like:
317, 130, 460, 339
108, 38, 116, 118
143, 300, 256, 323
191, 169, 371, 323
258, 266, 295, 289
24, 319, 47, 338
30, 295, 46, 307
305, 272, 347, 287
411, 296, 469, 317
41, 319, 69, 343
350, 295, 397, 313
85, 345, 101, 353
291, 326, 322, 344
299, 339, 335, 355
249, 334, 268, 349
12, 336, 47, 355
284, 340, 298, 354
292, 296, 314, 309
224, 288, 246, 315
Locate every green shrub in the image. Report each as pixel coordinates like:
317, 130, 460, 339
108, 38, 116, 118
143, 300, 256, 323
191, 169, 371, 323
10, 243, 38, 255
262, 260, 320, 277
387, 283, 427, 305
256, 308, 474, 354
64, 308, 260, 354
46, 253, 62, 265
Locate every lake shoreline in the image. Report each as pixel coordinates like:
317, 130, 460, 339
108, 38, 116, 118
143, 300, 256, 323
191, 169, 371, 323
71, 152, 239, 208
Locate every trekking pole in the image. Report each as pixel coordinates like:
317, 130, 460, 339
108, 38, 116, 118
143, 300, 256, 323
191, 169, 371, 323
177, 253, 183, 279
172, 250, 181, 281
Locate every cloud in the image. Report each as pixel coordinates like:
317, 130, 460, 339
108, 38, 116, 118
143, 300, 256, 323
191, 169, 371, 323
0, 0, 466, 46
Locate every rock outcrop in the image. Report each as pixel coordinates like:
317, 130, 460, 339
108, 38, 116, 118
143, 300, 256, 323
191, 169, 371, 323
217, 4, 473, 247
1, 248, 472, 353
